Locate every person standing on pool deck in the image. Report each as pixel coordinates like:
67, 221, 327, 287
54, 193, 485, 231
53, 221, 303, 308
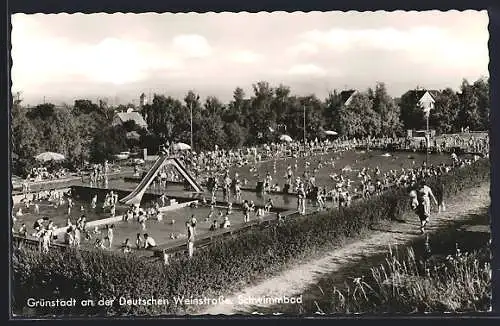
298, 182, 306, 215
135, 233, 143, 249
190, 215, 198, 236
91, 194, 97, 209
67, 197, 73, 216
186, 222, 195, 258
242, 200, 251, 223
138, 211, 147, 231
105, 224, 114, 249
416, 179, 439, 234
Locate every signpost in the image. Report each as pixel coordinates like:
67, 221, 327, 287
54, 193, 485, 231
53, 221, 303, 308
422, 103, 432, 166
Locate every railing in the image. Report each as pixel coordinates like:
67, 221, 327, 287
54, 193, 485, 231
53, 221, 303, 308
150, 209, 299, 259
12, 234, 69, 252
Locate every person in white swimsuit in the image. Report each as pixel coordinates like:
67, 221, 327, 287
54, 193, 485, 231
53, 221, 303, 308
415, 180, 438, 234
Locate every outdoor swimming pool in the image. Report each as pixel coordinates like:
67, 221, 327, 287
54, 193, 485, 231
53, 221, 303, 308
12, 149, 457, 232
11, 149, 466, 254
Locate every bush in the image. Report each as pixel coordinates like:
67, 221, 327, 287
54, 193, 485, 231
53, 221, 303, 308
12, 160, 490, 316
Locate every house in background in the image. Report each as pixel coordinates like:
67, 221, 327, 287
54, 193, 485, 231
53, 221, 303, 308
340, 90, 358, 106
404, 89, 440, 138
408, 89, 440, 114
112, 109, 148, 130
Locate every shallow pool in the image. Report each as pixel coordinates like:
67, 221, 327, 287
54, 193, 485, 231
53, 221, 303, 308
55, 205, 272, 253
12, 197, 129, 233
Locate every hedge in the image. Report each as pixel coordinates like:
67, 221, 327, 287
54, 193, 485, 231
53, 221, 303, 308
12, 159, 490, 316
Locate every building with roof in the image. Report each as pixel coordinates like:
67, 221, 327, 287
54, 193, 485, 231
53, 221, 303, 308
408, 89, 440, 114
112, 110, 148, 130
340, 90, 357, 106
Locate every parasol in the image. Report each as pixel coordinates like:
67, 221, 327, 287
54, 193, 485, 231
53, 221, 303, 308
173, 142, 192, 151
35, 152, 65, 162
279, 135, 293, 142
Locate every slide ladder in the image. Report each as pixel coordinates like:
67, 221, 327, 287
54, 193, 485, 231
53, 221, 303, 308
119, 155, 203, 206
170, 157, 203, 193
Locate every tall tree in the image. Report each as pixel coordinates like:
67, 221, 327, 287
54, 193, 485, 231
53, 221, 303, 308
458, 79, 482, 130
90, 125, 128, 162
473, 77, 490, 130
224, 121, 247, 148
144, 94, 185, 143
324, 90, 343, 133
273, 84, 292, 133
11, 99, 40, 176
429, 88, 460, 133
224, 87, 246, 124
372, 83, 402, 137
73, 99, 100, 116
302, 95, 325, 140
194, 115, 226, 151
342, 92, 378, 137
399, 90, 426, 131
247, 81, 275, 143
203, 96, 225, 117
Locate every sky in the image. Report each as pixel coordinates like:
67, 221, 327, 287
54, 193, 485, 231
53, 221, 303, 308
11, 11, 489, 106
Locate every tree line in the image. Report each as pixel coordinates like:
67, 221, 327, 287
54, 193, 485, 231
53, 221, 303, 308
11, 77, 489, 177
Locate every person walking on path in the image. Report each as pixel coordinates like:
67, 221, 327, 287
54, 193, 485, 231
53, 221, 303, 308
415, 179, 439, 234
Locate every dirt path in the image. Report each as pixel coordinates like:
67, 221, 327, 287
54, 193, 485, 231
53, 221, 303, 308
201, 183, 490, 315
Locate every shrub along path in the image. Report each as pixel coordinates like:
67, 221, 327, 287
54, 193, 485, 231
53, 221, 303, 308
202, 182, 490, 315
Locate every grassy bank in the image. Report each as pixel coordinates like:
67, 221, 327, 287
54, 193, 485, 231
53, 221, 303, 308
315, 245, 491, 314
12, 159, 490, 316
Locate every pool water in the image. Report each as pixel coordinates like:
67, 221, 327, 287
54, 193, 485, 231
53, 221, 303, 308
226, 150, 454, 189
114, 180, 303, 211
11, 197, 129, 233
56, 205, 271, 253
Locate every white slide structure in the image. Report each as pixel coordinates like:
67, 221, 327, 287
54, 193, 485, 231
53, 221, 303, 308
170, 157, 203, 193
120, 155, 202, 206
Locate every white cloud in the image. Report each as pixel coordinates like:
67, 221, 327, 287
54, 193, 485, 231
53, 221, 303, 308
296, 26, 488, 68
172, 34, 212, 58
229, 50, 262, 63
10, 12, 488, 104
288, 64, 327, 77
11, 22, 183, 88
287, 42, 319, 56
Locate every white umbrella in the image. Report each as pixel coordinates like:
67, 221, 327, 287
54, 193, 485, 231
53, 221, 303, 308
173, 142, 191, 151
279, 135, 293, 142
324, 130, 338, 136
35, 152, 65, 162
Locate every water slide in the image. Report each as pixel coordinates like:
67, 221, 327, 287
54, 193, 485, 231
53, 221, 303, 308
119, 155, 169, 205
170, 157, 203, 193
120, 156, 203, 206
